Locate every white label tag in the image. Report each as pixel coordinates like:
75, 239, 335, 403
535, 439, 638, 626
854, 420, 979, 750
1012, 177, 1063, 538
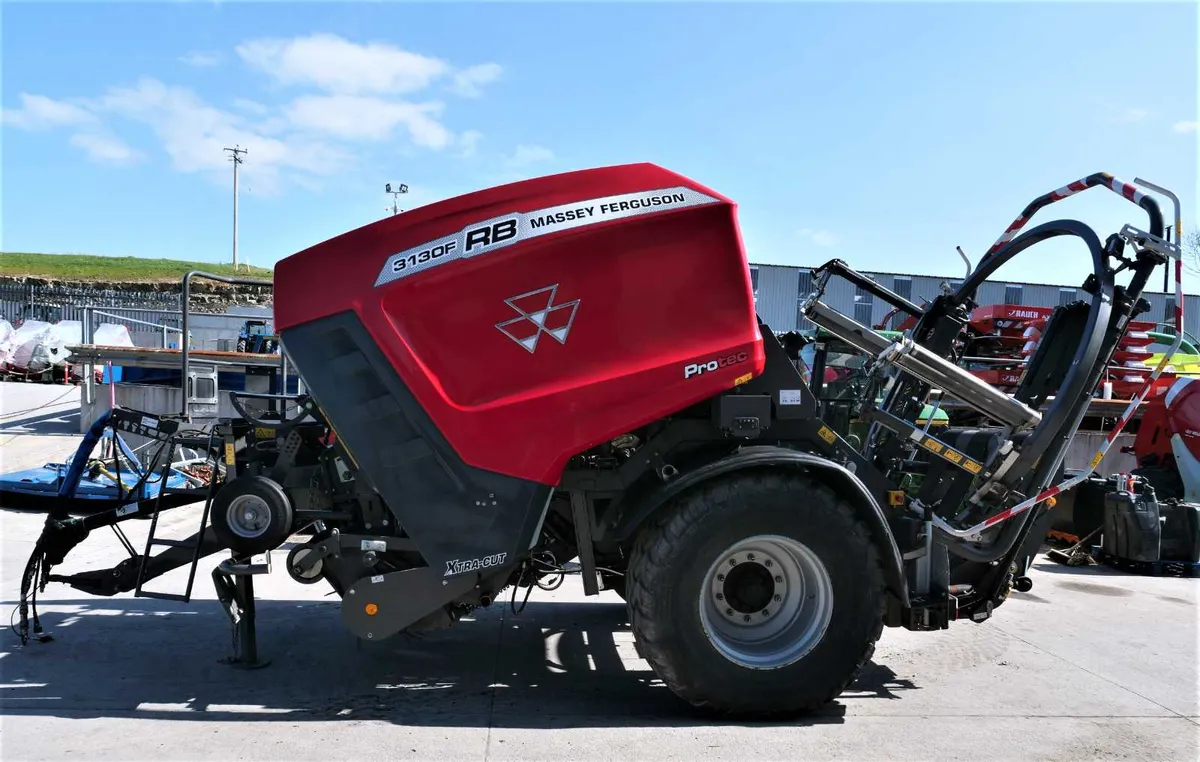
116, 504, 138, 517
370, 574, 384, 584
780, 389, 803, 405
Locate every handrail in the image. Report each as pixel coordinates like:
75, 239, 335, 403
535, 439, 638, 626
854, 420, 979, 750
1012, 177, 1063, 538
89, 308, 185, 335
180, 270, 273, 421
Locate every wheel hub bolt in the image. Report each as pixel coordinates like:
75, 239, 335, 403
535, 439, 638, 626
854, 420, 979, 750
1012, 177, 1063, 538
774, 575, 783, 583
726, 608, 734, 616
717, 574, 725, 582
762, 609, 770, 616
747, 553, 756, 561
773, 594, 782, 602
729, 559, 737, 567
764, 559, 773, 568
716, 593, 724, 601
743, 615, 751, 622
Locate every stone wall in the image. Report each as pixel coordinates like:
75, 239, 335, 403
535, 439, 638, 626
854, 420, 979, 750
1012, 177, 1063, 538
0, 276, 275, 349
0, 275, 273, 324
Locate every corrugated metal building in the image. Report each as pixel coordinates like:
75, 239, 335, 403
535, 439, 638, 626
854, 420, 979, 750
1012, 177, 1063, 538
750, 262, 1198, 338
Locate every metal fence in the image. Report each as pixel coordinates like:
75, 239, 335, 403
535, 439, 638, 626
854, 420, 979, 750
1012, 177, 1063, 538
0, 281, 182, 328
1, 280, 274, 351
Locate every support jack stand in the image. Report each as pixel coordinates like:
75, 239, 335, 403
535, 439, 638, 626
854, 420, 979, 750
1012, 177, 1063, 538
212, 552, 273, 670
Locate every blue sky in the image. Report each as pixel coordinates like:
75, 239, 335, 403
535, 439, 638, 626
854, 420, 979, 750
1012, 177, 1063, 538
3, 1, 1197, 293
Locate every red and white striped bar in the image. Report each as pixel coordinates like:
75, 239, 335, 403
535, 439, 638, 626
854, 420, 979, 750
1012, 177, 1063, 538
935, 177, 1183, 541
986, 172, 1150, 256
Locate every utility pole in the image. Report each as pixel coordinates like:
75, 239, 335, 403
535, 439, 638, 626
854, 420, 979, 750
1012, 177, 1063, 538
385, 182, 408, 216
224, 145, 248, 269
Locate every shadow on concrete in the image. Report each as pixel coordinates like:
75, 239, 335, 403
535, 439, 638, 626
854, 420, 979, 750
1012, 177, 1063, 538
0, 407, 81, 437
1028, 555, 1127, 578
0, 595, 918, 728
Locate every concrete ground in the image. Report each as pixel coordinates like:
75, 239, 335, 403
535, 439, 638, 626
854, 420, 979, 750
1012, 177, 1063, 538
0, 381, 1197, 761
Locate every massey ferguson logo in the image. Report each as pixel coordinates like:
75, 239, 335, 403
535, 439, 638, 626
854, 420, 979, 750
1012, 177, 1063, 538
495, 284, 580, 353
445, 552, 508, 577
684, 351, 749, 379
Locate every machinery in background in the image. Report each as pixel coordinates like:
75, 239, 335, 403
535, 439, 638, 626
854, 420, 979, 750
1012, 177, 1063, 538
236, 320, 279, 355
1048, 360, 1200, 575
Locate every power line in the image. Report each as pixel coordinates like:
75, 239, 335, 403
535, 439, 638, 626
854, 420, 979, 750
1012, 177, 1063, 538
224, 146, 248, 269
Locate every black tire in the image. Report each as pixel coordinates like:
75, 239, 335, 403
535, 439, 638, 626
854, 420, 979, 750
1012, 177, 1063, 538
626, 469, 885, 718
210, 475, 294, 555
286, 543, 326, 584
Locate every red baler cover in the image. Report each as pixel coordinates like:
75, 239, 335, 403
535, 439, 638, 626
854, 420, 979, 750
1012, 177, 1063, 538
274, 163, 763, 484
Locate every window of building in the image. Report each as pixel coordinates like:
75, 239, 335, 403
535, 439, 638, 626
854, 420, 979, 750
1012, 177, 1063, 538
750, 266, 759, 294
854, 282, 874, 326
1059, 287, 1077, 306
796, 270, 814, 330
1005, 284, 1023, 305
892, 276, 912, 301
796, 270, 813, 300
1166, 296, 1177, 324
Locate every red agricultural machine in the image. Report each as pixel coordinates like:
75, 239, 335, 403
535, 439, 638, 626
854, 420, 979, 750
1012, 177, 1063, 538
15, 164, 1185, 717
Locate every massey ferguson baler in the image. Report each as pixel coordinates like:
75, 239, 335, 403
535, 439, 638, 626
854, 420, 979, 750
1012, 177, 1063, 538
16, 164, 1184, 718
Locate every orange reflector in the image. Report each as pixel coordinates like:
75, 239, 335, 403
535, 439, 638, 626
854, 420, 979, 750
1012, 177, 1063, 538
365, 603, 379, 616
1045, 497, 1057, 508
887, 490, 906, 507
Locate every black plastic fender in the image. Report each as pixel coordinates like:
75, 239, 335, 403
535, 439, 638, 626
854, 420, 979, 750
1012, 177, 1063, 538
611, 445, 910, 606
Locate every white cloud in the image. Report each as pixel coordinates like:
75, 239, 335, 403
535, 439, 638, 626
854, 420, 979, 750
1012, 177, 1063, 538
1174, 120, 1198, 134
236, 33, 449, 95
91, 78, 354, 194
798, 228, 838, 248
451, 63, 503, 97
1, 93, 96, 129
1110, 107, 1149, 125
179, 51, 222, 68
232, 98, 269, 115
505, 144, 555, 167
69, 133, 141, 165
457, 129, 483, 158
285, 94, 451, 147
10, 34, 504, 196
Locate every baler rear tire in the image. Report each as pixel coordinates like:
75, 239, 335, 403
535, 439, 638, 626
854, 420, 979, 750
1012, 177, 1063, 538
625, 469, 885, 718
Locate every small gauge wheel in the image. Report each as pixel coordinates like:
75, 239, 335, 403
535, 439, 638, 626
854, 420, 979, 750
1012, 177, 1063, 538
286, 544, 325, 584
210, 475, 294, 555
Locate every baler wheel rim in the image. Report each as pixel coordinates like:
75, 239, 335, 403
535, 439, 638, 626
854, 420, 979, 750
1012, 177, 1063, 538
698, 534, 834, 670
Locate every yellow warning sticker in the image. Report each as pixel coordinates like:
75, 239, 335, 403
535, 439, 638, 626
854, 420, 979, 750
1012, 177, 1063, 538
733, 372, 753, 387
818, 426, 837, 444
922, 438, 944, 454
887, 490, 906, 506
224, 442, 236, 465
1089, 452, 1104, 469
944, 450, 964, 464
255, 426, 276, 440
963, 460, 983, 474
